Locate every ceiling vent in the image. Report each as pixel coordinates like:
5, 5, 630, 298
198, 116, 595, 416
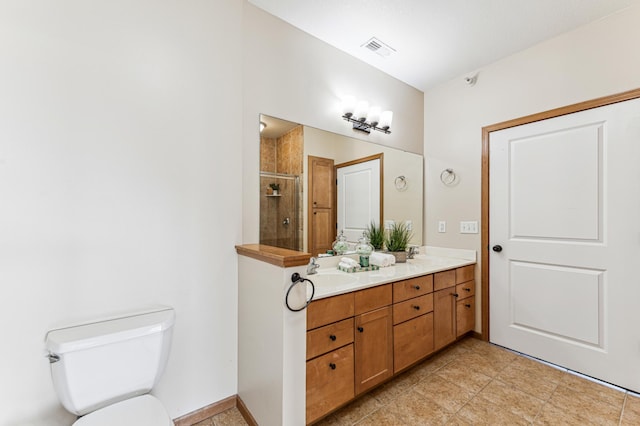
361, 37, 395, 58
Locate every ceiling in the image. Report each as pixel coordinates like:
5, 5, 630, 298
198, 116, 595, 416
248, 0, 638, 92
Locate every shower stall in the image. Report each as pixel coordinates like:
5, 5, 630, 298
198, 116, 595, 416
259, 172, 302, 252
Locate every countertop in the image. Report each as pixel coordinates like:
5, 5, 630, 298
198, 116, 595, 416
309, 246, 476, 300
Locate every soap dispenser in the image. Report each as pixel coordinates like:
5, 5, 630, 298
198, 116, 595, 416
332, 230, 349, 255
355, 232, 374, 267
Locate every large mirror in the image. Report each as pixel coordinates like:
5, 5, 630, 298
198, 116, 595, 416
259, 114, 423, 256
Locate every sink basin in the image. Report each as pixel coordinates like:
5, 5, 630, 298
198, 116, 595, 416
309, 272, 358, 288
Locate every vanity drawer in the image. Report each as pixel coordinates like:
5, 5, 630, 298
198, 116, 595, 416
393, 294, 433, 325
456, 280, 475, 300
307, 318, 354, 360
456, 265, 475, 284
393, 275, 433, 303
307, 293, 355, 331
354, 284, 392, 315
434, 269, 456, 291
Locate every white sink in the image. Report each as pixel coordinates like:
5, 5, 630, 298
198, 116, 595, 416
309, 271, 358, 288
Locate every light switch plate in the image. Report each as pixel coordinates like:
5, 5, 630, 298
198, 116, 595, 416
438, 221, 446, 233
385, 220, 395, 230
405, 220, 412, 231
460, 221, 479, 234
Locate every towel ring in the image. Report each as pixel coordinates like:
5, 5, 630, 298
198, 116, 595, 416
394, 175, 408, 191
285, 273, 315, 312
440, 168, 457, 186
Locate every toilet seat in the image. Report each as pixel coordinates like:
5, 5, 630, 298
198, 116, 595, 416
73, 395, 173, 426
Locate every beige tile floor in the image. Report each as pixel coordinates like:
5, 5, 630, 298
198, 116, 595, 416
201, 337, 640, 425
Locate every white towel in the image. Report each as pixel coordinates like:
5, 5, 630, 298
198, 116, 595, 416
370, 252, 396, 267
338, 261, 359, 270
340, 257, 359, 267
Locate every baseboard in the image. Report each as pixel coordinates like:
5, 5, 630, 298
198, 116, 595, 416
236, 396, 258, 426
172, 395, 236, 426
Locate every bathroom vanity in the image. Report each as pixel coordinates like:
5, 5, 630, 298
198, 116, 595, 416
236, 245, 475, 426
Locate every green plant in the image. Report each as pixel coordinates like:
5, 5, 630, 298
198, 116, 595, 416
269, 183, 280, 191
385, 222, 413, 252
365, 221, 385, 250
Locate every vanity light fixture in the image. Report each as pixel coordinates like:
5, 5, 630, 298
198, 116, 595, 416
341, 96, 393, 134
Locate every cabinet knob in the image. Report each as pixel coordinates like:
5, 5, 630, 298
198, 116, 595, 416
357, 326, 364, 333
453, 293, 459, 298
413, 285, 420, 290
329, 334, 337, 341
412, 305, 420, 310
464, 287, 471, 292
465, 304, 471, 308
329, 363, 336, 370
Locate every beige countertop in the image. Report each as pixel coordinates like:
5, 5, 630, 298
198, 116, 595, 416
309, 246, 476, 299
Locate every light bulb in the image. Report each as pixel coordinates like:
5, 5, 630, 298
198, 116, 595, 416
379, 111, 393, 130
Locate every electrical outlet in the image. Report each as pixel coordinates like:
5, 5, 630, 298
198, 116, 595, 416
438, 221, 446, 233
405, 220, 412, 231
460, 221, 479, 234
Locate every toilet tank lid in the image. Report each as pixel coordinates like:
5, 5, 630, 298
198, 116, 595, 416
45, 307, 175, 354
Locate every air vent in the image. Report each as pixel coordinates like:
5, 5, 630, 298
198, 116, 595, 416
361, 37, 395, 58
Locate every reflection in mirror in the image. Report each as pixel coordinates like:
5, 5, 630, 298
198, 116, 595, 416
259, 114, 423, 255
259, 117, 303, 251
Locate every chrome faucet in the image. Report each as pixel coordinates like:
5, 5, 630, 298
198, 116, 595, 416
408, 246, 420, 259
306, 257, 320, 275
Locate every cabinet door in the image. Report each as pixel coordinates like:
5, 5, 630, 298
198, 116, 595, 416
308, 156, 335, 256
433, 287, 457, 350
354, 306, 393, 395
306, 344, 354, 424
394, 312, 434, 373
456, 296, 475, 337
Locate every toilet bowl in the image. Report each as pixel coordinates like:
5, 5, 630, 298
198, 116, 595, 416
45, 306, 175, 425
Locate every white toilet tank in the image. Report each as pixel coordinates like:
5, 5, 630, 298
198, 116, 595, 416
45, 306, 175, 416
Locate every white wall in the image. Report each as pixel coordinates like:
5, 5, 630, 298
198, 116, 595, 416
242, 3, 424, 245
0, 1, 242, 424
423, 5, 640, 333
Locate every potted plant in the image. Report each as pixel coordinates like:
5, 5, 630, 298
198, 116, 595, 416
385, 222, 413, 263
269, 183, 280, 195
365, 221, 385, 251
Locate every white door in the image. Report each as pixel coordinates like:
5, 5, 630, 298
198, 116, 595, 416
337, 158, 381, 242
490, 98, 640, 392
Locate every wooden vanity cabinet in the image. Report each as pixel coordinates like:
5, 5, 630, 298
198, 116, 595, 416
455, 265, 475, 337
433, 265, 476, 350
354, 284, 393, 395
392, 275, 435, 372
306, 292, 355, 424
305, 265, 475, 424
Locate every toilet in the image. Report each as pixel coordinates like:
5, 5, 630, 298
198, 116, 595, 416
45, 306, 175, 425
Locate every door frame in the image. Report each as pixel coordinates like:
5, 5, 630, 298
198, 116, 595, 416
480, 87, 640, 341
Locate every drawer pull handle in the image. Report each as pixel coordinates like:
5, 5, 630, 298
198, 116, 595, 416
453, 293, 459, 298
465, 304, 471, 308
413, 285, 421, 290
357, 326, 364, 333
412, 305, 420, 310
329, 334, 337, 341
464, 287, 471, 292
329, 363, 336, 370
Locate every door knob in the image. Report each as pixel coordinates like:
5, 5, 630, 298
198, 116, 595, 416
492, 245, 503, 252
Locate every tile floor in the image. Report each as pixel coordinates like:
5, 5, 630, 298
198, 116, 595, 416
200, 337, 640, 425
